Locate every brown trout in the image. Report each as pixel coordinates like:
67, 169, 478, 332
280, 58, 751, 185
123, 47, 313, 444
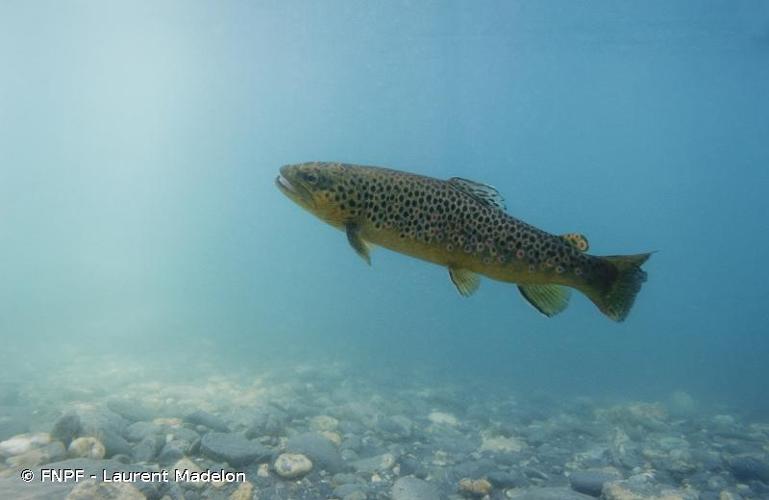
276, 162, 650, 321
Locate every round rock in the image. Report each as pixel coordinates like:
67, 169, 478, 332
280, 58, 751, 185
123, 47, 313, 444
274, 452, 313, 479
391, 477, 440, 500
200, 432, 271, 467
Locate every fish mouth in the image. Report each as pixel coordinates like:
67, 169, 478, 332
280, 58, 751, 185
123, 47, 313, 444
276, 171, 313, 207
275, 174, 297, 194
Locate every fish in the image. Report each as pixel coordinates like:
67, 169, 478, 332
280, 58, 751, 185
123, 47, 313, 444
276, 162, 651, 321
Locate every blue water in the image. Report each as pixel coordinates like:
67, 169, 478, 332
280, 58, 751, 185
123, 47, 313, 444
1, 0, 768, 419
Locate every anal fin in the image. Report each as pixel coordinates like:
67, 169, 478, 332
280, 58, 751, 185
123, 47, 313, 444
346, 223, 372, 265
449, 267, 480, 297
518, 284, 571, 317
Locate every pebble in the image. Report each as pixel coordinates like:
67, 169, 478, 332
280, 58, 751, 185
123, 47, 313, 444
726, 455, 769, 482
285, 432, 343, 473
132, 435, 164, 462
228, 480, 254, 500
66, 478, 144, 500
68, 437, 105, 459
274, 452, 313, 478
391, 477, 440, 500
172, 457, 204, 488
51, 413, 82, 446
351, 452, 396, 473
458, 478, 492, 497
507, 487, 594, 499
0, 432, 51, 456
123, 421, 161, 443
200, 432, 271, 466
569, 469, 623, 497
310, 415, 339, 431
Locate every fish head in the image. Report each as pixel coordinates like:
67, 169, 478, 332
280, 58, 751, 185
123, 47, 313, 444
276, 162, 352, 227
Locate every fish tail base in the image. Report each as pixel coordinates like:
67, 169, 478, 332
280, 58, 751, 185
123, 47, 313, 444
585, 253, 651, 322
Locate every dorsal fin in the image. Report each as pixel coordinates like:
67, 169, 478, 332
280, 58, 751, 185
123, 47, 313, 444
561, 233, 589, 252
448, 177, 506, 211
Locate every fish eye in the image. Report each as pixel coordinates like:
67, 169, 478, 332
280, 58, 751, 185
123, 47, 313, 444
302, 172, 318, 184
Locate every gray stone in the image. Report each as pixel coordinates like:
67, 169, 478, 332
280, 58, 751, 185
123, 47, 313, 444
508, 487, 594, 499
727, 455, 769, 482
376, 415, 413, 440
286, 432, 343, 473
570, 470, 622, 497
184, 410, 230, 432
77, 408, 129, 437
245, 406, 287, 438
334, 483, 367, 498
350, 453, 396, 473
72, 458, 159, 497
602, 474, 699, 500
123, 421, 161, 443
487, 469, 527, 488
398, 456, 428, 478
157, 442, 185, 465
99, 429, 133, 458
391, 477, 440, 500
200, 432, 271, 466
133, 434, 164, 462
50, 413, 82, 446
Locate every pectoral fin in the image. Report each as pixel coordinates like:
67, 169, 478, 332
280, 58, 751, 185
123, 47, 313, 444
346, 223, 371, 265
449, 267, 480, 297
518, 284, 571, 317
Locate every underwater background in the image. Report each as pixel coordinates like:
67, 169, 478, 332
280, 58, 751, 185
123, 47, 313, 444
1, 1, 769, 499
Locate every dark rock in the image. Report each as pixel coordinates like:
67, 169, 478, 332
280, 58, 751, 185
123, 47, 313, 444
376, 415, 413, 440
398, 456, 428, 478
570, 470, 622, 497
334, 483, 367, 498
510, 487, 594, 499
200, 432, 271, 466
106, 399, 154, 423
391, 477, 440, 500
341, 435, 362, 451
487, 469, 528, 488
727, 455, 769, 482
41, 441, 67, 463
50, 413, 82, 446
184, 410, 230, 432
338, 420, 366, 435
133, 435, 165, 462
77, 408, 129, 439
124, 421, 162, 443
245, 406, 287, 438
452, 459, 496, 480
99, 429, 133, 458
157, 443, 185, 465
603, 475, 698, 500
286, 432, 343, 473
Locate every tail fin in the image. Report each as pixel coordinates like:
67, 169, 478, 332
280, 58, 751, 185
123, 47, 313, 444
584, 253, 651, 322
